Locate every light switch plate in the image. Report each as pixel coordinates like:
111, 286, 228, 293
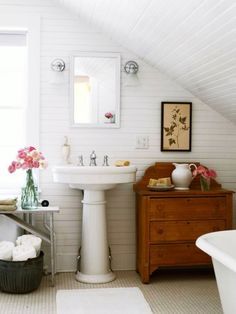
136, 136, 149, 149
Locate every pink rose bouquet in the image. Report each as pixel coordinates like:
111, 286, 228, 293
104, 112, 113, 119
193, 165, 217, 179
193, 165, 217, 191
8, 146, 47, 173
8, 146, 48, 209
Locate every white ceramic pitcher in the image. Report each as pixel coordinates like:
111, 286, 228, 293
172, 163, 197, 190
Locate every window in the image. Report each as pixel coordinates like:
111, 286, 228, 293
0, 32, 27, 190
0, 14, 40, 193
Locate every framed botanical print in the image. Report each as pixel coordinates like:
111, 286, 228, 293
161, 102, 192, 151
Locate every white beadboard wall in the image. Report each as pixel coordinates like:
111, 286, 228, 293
0, 0, 236, 272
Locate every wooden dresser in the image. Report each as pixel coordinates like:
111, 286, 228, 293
134, 162, 233, 283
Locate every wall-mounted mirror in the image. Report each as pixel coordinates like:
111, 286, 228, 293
70, 52, 120, 128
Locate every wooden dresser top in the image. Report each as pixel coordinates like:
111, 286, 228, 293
133, 162, 234, 196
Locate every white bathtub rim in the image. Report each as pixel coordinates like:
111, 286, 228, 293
196, 230, 236, 273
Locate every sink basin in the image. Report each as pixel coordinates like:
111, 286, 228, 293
52, 165, 137, 284
52, 165, 137, 190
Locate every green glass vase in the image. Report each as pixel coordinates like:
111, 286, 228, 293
200, 176, 210, 192
21, 169, 38, 209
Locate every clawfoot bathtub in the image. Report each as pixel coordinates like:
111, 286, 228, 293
196, 230, 236, 314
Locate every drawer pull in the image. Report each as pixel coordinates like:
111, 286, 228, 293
158, 229, 164, 234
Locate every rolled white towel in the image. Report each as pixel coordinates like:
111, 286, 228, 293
16, 235, 42, 254
12, 244, 36, 261
0, 241, 15, 261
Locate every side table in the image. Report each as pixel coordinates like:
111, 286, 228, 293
0, 206, 59, 286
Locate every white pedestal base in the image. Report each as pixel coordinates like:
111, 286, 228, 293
76, 271, 116, 284
76, 189, 115, 284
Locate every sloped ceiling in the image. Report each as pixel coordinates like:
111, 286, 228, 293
56, 0, 236, 123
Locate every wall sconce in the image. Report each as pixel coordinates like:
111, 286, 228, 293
124, 61, 139, 75
51, 59, 65, 72
124, 60, 139, 86
50, 58, 66, 85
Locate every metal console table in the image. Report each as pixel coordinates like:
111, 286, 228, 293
0, 206, 59, 286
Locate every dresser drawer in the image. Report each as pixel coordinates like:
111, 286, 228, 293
150, 220, 225, 242
149, 197, 226, 220
150, 243, 211, 272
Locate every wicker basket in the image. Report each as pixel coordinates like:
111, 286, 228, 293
0, 251, 44, 294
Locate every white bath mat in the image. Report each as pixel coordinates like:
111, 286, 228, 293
56, 287, 153, 314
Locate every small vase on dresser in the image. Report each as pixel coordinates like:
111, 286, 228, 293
200, 176, 211, 191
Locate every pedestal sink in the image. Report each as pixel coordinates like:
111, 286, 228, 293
52, 165, 137, 283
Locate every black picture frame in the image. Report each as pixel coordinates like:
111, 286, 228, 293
161, 101, 192, 152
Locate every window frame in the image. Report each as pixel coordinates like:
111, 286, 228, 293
0, 14, 40, 193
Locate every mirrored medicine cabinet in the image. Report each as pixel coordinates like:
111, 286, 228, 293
70, 52, 120, 128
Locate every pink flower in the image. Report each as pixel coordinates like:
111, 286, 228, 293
15, 162, 22, 169
196, 165, 206, 174
25, 156, 33, 163
194, 165, 217, 179
204, 169, 217, 179
30, 150, 41, 160
21, 162, 30, 169
18, 151, 26, 159
33, 160, 40, 168
8, 164, 15, 173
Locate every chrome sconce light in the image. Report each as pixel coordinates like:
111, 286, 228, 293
51, 58, 65, 72
124, 61, 139, 75
124, 61, 139, 86
50, 58, 66, 85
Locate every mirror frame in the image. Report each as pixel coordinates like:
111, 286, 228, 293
70, 51, 121, 128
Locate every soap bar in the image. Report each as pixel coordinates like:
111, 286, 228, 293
149, 179, 159, 186
149, 177, 171, 186
115, 160, 130, 167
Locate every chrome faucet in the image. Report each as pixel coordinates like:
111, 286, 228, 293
103, 155, 109, 166
89, 150, 97, 166
78, 155, 84, 166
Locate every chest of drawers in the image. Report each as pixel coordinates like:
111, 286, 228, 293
134, 162, 233, 283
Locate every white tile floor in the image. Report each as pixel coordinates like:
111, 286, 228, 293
0, 269, 223, 314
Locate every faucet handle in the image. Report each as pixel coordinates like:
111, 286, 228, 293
78, 155, 84, 166
103, 155, 109, 166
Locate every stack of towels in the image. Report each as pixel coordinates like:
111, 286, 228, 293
0, 235, 42, 261
0, 198, 17, 211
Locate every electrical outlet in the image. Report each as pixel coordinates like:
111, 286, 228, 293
136, 136, 149, 149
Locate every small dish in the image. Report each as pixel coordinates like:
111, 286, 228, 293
147, 184, 175, 191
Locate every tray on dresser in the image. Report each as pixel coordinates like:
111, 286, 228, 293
147, 184, 175, 191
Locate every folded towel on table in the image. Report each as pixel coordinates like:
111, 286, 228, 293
0, 241, 15, 261
12, 244, 36, 261
115, 160, 130, 167
0, 204, 17, 211
0, 198, 17, 205
16, 235, 42, 254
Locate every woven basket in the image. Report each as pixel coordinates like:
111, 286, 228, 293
0, 251, 44, 294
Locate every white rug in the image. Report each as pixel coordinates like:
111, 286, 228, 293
56, 287, 153, 314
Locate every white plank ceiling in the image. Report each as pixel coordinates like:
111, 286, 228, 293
55, 0, 236, 123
